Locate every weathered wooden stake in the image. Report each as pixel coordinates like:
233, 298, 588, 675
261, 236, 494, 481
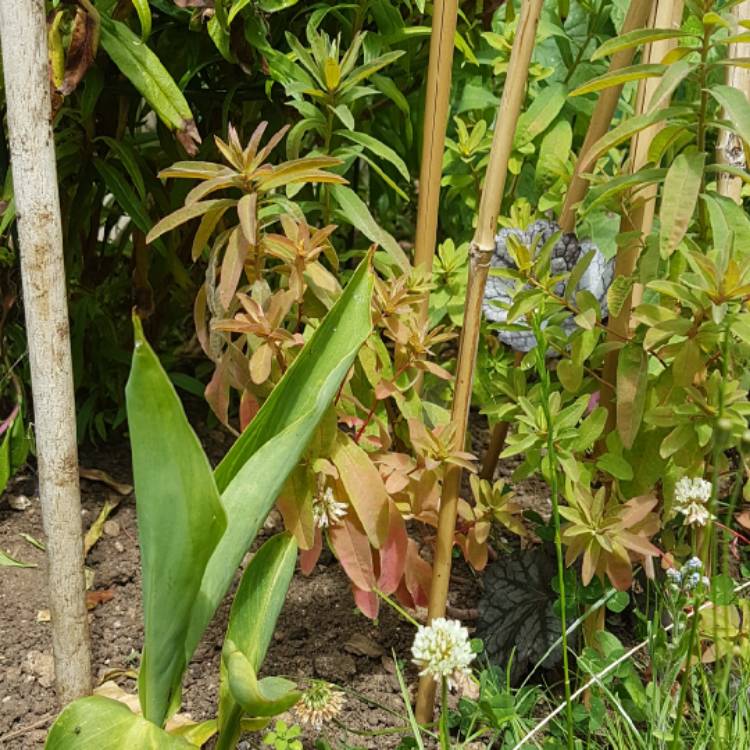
0, 0, 91, 703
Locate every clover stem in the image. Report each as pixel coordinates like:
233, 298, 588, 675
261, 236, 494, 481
532, 314, 574, 750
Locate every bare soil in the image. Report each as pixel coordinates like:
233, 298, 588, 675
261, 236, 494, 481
0, 426, 487, 749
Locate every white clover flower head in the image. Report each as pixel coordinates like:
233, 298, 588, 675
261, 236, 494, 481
674, 477, 713, 527
412, 617, 476, 687
294, 681, 345, 730
312, 486, 347, 529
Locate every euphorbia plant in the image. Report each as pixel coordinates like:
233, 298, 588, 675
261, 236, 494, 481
45, 257, 374, 748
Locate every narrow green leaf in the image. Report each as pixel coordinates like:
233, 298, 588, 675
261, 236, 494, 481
338, 130, 410, 181
570, 64, 667, 97
659, 152, 705, 257
0, 549, 35, 568
514, 83, 567, 147
592, 28, 698, 60
579, 107, 692, 171
146, 199, 236, 244
126, 316, 227, 726
710, 84, 750, 147
330, 184, 410, 270
93, 158, 152, 236
616, 344, 648, 450
131, 0, 152, 40
99, 15, 198, 148
646, 59, 696, 113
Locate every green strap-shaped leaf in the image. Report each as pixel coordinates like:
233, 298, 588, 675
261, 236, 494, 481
185, 255, 374, 659
131, 0, 152, 40
659, 152, 705, 258
126, 317, 227, 726
45, 696, 194, 749
216, 533, 299, 749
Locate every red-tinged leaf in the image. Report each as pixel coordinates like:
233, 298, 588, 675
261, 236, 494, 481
219, 229, 250, 310
239, 390, 259, 431
329, 516, 376, 591
205, 357, 230, 428
194, 284, 210, 357
376, 502, 408, 595
465, 529, 489, 572
618, 494, 658, 527
300, 528, 323, 575
375, 380, 399, 399
618, 531, 661, 558
86, 589, 115, 610
352, 584, 379, 619
238, 193, 258, 246
606, 549, 634, 591
249, 344, 273, 385
420, 361, 453, 380
404, 539, 431, 607
736, 510, 750, 530
331, 433, 389, 548
276, 466, 315, 550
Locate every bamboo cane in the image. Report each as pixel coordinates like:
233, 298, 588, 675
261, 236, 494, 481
600, 0, 685, 429
716, 1, 750, 202
0, 0, 91, 702
559, 0, 654, 233
414, 0, 544, 723
413, 0, 460, 282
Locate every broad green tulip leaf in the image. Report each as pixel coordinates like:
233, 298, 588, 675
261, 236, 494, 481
659, 152, 705, 257
45, 696, 194, 749
185, 256, 374, 658
225, 647, 300, 717
126, 316, 227, 726
217, 533, 298, 748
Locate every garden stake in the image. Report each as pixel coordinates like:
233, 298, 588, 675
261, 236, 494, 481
0, 0, 91, 702
716, 0, 750, 203
558, 0, 654, 232
480, 0, 653, 485
413, 0, 460, 288
414, 0, 544, 723
600, 0, 685, 429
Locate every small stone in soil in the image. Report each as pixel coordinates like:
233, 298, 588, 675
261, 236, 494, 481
313, 654, 357, 682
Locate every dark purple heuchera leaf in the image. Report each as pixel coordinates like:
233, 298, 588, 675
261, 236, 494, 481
476, 547, 562, 684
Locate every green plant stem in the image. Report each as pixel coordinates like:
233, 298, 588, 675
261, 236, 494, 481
670, 594, 701, 750
696, 5, 712, 238
439, 677, 450, 749
532, 314, 574, 750
374, 587, 421, 628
